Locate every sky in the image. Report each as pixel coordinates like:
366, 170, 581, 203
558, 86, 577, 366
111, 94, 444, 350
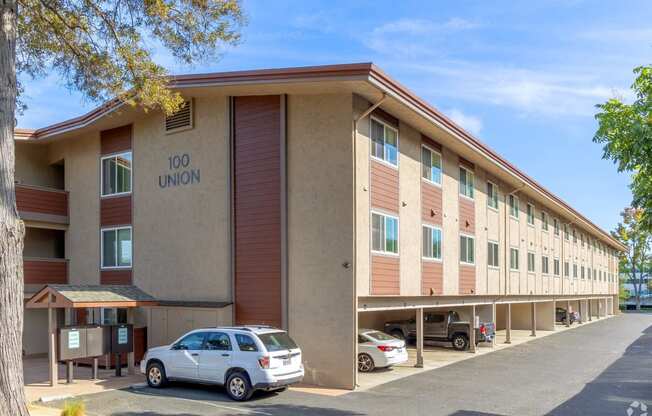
17, 0, 652, 233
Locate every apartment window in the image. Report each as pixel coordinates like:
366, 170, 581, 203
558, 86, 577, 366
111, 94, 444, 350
572, 229, 577, 243
564, 224, 569, 240
599, 270, 602, 281
581, 266, 585, 279
509, 195, 519, 218
101, 152, 132, 196
422, 225, 442, 260
460, 234, 475, 264
370, 118, 398, 166
527, 204, 535, 225
372, 212, 398, 254
554, 258, 560, 276
459, 167, 474, 199
101, 226, 132, 268
488, 241, 499, 268
542, 256, 549, 274
421, 146, 442, 185
573, 264, 578, 278
564, 261, 570, 277
541, 212, 548, 231
554, 218, 559, 236
593, 269, 597, 280
487, 182, 499, 210
510, 248, 519, 270
527, 252, 535, 272
581, 234, 585, 247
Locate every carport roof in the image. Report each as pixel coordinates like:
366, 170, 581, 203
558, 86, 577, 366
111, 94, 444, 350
25, 284, 158, 308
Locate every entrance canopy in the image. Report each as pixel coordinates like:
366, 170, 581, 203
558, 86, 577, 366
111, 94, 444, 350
26, 284, 158, 309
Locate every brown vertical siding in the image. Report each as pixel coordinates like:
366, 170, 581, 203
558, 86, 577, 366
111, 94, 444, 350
233, 95, 282, 328
100, 269, 132, 285
421, 183, 442, 225
100, 195, 132, 226
15, 185, 68, 217
459, 197, 475, 233
370, 160, 399, 213
422, 261, 443, 295
23, 259, 68, 285
459, 264, 476, 294
101, 125, 132, 155
371, 255, 400, 295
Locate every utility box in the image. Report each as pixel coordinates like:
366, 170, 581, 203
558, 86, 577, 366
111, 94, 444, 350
111, 324, 134, 354
59, 327, 88, 361
86, 325, 111, 357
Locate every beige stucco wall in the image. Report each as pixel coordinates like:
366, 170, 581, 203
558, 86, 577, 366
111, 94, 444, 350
147, 306, 233, 348
354, 96, 371, 297
23, 309, 49, 356
441, 147, 460, 294
15, 142, 64, 189
287, 93, 356, 389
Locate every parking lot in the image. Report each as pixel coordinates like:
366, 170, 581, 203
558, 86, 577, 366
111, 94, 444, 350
41, 312, 652, 416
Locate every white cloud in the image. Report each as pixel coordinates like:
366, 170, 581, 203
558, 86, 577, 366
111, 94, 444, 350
444, 108, 483, 135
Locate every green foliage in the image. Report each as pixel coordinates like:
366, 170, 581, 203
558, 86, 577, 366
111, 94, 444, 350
61, 400, 85, 416
16, 0, 245, 115
594, 65, 652, 229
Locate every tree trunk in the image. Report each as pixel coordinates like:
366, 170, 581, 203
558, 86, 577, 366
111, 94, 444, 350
0, 1, 29, 415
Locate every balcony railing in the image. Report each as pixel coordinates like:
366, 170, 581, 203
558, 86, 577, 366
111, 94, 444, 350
15, 183, 68, 224
23, 257, 68, 285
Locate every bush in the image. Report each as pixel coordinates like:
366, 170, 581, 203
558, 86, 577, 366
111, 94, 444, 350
61, 401, 85, 416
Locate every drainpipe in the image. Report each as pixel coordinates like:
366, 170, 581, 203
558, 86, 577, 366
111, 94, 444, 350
352, 93, 387, 388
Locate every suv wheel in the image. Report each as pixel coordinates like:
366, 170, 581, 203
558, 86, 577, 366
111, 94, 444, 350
146, 362, 167, 388
226, 372, 254, 401
451, 334, 469, 351
358, 353, 375, 373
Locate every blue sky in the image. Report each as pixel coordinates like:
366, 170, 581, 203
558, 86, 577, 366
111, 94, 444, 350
18, 0, 651, 232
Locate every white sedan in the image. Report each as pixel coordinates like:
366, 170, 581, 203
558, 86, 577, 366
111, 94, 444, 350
357, 329, 408, 372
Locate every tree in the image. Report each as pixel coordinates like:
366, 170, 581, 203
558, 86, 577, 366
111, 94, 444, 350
594, 65, 652, 230
0, 1, 244, 414
612, 208, 651, 311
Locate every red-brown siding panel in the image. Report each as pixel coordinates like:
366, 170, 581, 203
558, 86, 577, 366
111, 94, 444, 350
371, 255, 400, 295
459, 264, 476, 295
233, 95, 282, 328
421, 182, 442, 225
23, 259, 68, 285
422, 260, 443, 295
101, 269, 132, 285
15, 185, 68, 217
101, 195, 132, 226
370, 160, 399, 213
459, 197, 475, 233
101, 125, 132, 155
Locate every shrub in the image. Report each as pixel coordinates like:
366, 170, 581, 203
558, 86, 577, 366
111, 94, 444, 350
61, 401, 85, 416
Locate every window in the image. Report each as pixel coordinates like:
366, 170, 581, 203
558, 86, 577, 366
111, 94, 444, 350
422, 225, 442, 260
370, 118, 398, 166
564, 224, 569, 240
175, 332, 206, 351
425, 314, 446, 323
509, 195, 519, 218
101, 152, 132, 196
459, 167, 474, 199
204, 332, 231, 351
257, 332, 298, 352
554, 258, 560, 276
487, 182, 499, 210
101, 227, 132, 268
581, 234, 585, 247
372, 212, 398, 254
541, 212, 548, 231
235, 334, 258, 352
564, 261, 570, 277
581, 266, 585, 279
527, 252, 535, 272
573, 264, 578, 278
554, 218, 559, 236
542, 256, 549, 274
527, 204, 535, 225
488, 241, 499, 268
460, 234, 475, 264
421, 146, 442, 185
510, 248, 519, 270
101, 308, 127, 325
593, 269, 597, 280
572, 229, 577, 243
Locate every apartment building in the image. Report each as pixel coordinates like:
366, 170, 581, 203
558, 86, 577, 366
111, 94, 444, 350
15, 63, 623, 389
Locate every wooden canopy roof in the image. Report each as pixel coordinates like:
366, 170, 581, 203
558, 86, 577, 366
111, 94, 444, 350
25, 284, 158, 309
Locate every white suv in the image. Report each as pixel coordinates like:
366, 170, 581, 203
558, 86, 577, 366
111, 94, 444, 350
140, 326, 304, 401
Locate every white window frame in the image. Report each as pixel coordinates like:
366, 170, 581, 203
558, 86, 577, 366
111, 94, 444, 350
100, 151, 133, 197
541, 211, 549, 232
459, 233, 475, 265
371, 211, 399, 256
564, 261, 570, 277
509, 194, 519, 219
487, 240, 499, 269
370, 117, 399, 168
487, 181, 499, 211
458, 166, 475, 200
573, 263, 578, 278
553, 258, 560, 276
526, 203, 535, 226
100, 225, 133, 269
421, 145, 442, 187
510, 247, 519, 271
422, 223, 443, 261
542, 255, 549, 275
527, 251, 535, 273
553, 218, 560, 236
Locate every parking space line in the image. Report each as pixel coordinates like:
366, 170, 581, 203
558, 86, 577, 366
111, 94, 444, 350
133, 390, 273, 415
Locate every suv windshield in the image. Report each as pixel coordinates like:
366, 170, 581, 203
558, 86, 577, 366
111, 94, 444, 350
257, 332, 298, 352
366, 331, 395, 341
451, 311, 461, 322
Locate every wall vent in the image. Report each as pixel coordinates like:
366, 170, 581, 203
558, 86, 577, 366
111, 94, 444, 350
165, 99, 193, 134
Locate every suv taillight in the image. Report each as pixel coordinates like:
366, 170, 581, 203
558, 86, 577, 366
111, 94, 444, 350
377, 345, 394, 352
258, 356, 270, 369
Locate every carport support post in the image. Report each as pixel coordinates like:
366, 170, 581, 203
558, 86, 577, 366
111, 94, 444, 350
469, 305, 477, 353
530, 302, 537, 337
415, 308, 424, 368
588, 300, 592, 321
127, 308, 135, 375
491, 302, 496, 348
48, 305, 58, 387
505, 303, 512, 344
578, 300, 583, 324
565, 300, 571, 327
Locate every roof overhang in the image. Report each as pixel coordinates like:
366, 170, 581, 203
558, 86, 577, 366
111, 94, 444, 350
25, 284, 159, 309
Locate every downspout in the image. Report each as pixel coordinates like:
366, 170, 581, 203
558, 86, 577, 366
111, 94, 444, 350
504, 184, 524, 296
352, 93, 386, 388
